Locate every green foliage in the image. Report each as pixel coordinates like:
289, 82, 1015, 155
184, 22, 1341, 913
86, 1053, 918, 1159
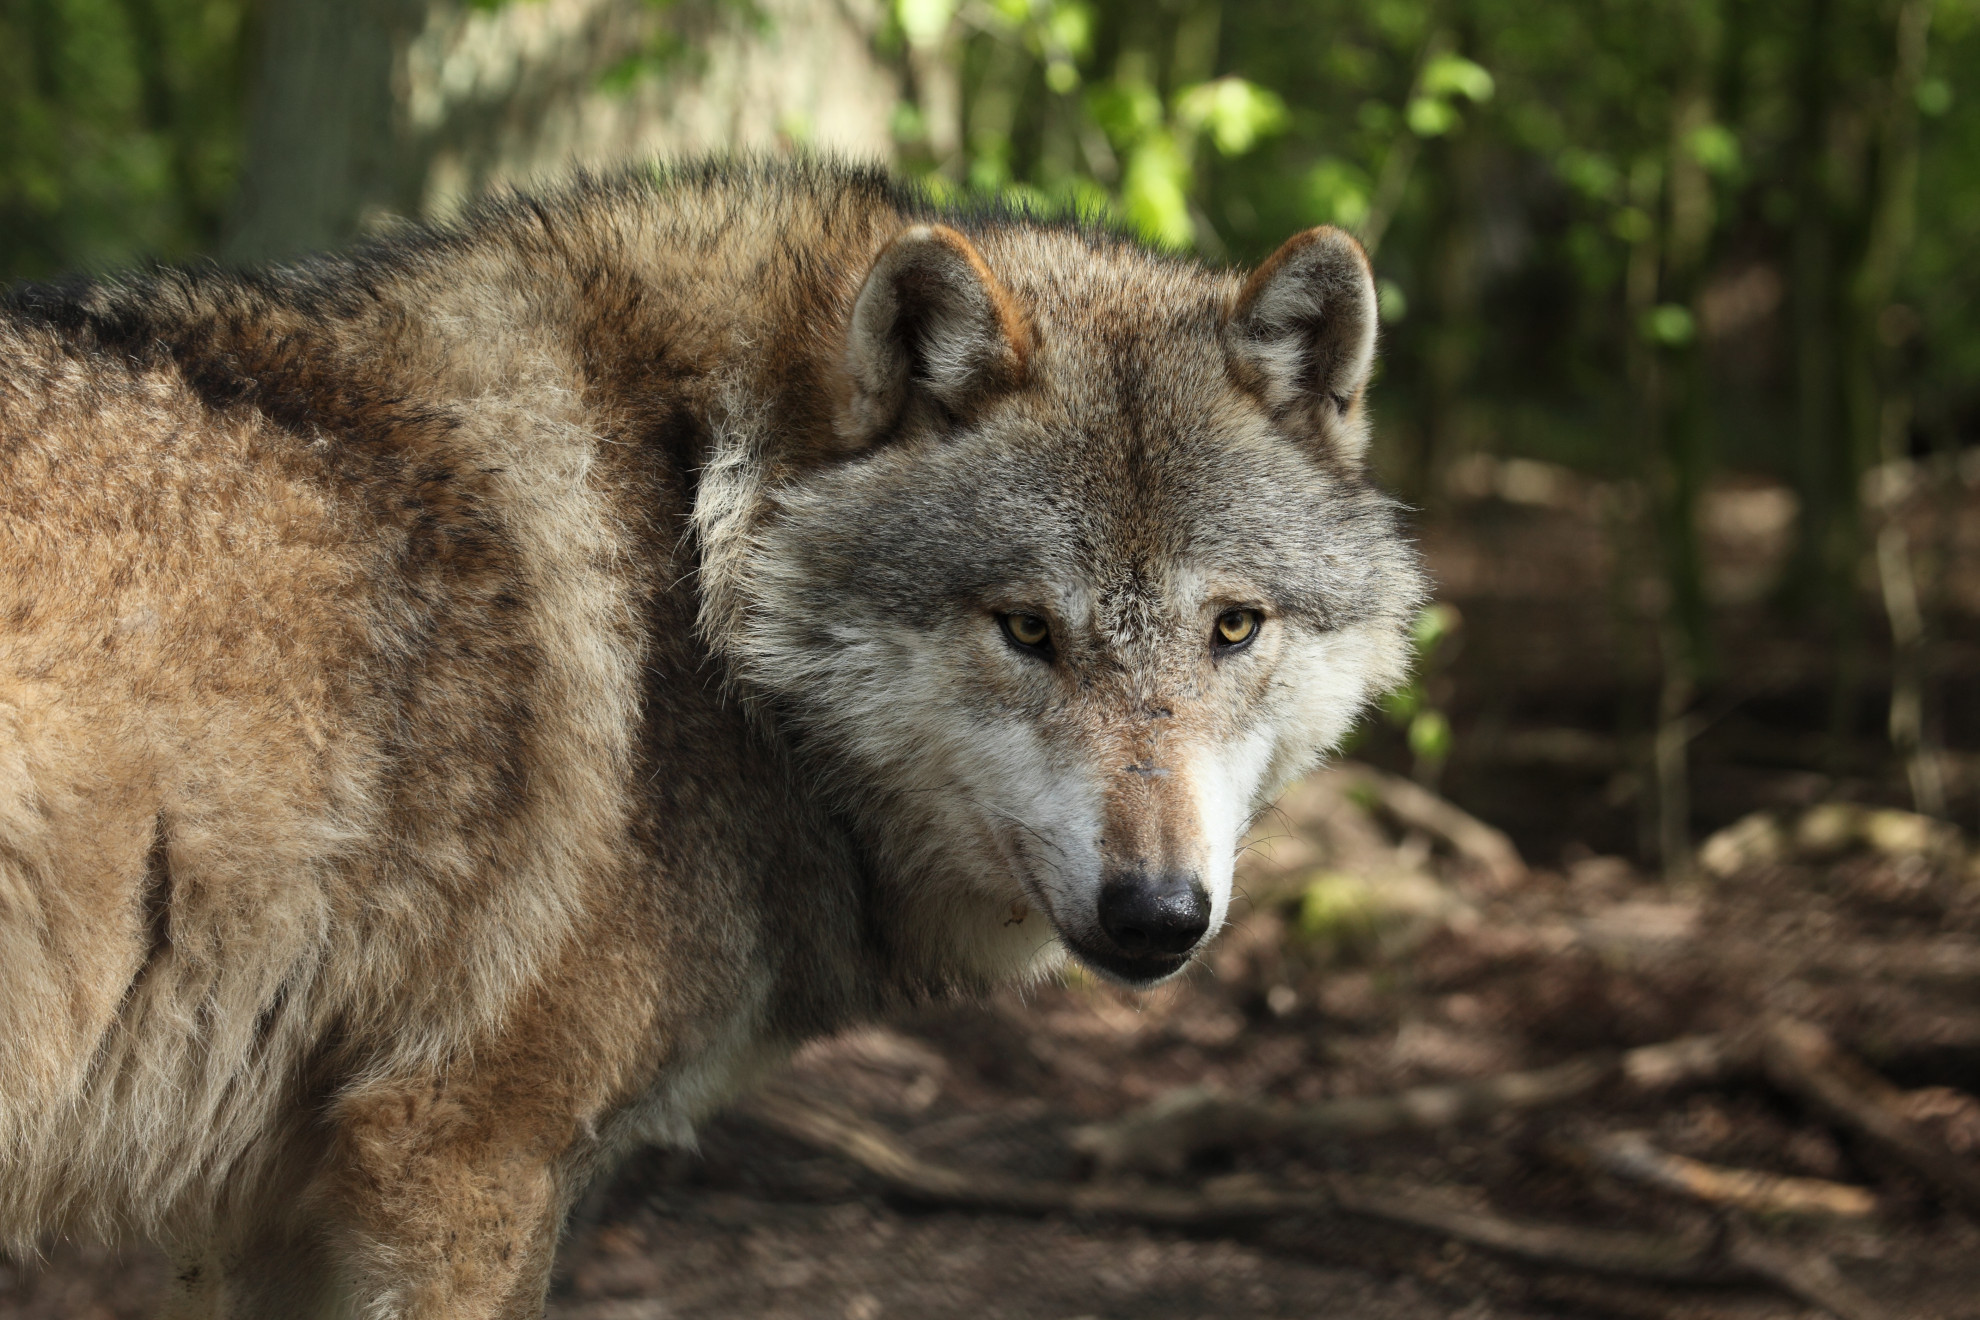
1176, 75, 1287, 155
1379, 603, 1462, 780
5, 1, 1978, 730
1294, 871, 1382, 956
1642, 303, 1697, 348
1407, 51, 1492, 138
1304, 156, 1372, 230
898, 0, 957, 49
1419, 51, 1493, 105
0, 0, 250, 280
867, 0, 1979, 768
890, 0, 1296, 248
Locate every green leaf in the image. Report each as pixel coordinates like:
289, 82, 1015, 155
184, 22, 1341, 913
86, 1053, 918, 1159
1421, 53, 1494, 104
1406, 96, 1458, 137
1641, 303, 1696, 346
1685, 123, 1741, 176
1610, 205, 1654, 244
1408, 709, 1453, 763
1176, 77, 1289, 156
1410, 602, 1461, 656
1917, 77, 1953, 116
896, 0, 955, 49
1297, 872, 1381, 945
1045, 1, 1095, 59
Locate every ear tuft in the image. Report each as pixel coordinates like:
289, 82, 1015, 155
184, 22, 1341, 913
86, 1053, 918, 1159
1224, 227, 1379, 466
840, 224, 1030, 448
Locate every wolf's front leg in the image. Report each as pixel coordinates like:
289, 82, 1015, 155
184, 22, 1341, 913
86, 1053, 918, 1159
325, 1072, 580, 1320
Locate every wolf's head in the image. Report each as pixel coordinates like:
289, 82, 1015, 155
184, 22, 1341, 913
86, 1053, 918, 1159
705, 215, 1423, 989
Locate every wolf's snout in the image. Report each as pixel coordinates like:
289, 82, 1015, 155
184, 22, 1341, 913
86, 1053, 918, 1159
1097, 870, 1210, 960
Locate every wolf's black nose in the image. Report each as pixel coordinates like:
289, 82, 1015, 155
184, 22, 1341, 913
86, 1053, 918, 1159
1098, 871, 1210, 957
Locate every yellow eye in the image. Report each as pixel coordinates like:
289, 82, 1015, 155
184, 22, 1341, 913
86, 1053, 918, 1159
1216, 608, 1260, 647
1002, 612, 1051, 649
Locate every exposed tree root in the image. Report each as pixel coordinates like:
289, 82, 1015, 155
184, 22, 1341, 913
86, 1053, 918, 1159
744, 1087, 1895, 1320
1568, 1129, 1879, 1218
1721, 1232, 1901, 1320
1069, 1034, 1740, 1176
1762, 1015, 1980, 1218
709, 793, 1978, 1320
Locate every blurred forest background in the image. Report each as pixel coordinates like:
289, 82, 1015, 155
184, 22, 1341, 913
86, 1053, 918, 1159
8, 2, 1980, 1317
5, 0, 1979, 864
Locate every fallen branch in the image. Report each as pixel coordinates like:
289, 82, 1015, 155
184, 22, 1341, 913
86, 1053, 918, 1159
1762, 1015, 1980, 1219
1071, 1033, 1741, 1176
1807, 937, 1980, 991
1333, 762, 1528, 890
744, 1087, 1890, 1320
1574, 1129, 1878, 1219
1725, 1232, 1900, 1320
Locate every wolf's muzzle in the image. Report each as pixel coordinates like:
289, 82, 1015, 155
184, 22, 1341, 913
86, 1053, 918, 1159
1071, 869, 1210, 983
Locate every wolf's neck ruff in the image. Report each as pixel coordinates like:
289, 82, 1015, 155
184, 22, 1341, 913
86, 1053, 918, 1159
0, 159, 1422, 1315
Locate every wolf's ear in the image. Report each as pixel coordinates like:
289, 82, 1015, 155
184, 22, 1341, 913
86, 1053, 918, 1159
840, 224, 1030, 447
1224, 227, 1379, 466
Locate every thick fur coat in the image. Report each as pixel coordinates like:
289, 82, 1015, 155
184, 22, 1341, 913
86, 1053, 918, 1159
0, 160, 1422, 1316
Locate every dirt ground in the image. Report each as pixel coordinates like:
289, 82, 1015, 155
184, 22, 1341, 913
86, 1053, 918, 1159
8, 459, 1980, 1319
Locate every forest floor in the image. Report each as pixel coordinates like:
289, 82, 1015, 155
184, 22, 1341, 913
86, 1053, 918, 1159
8, 458, 1980, 1320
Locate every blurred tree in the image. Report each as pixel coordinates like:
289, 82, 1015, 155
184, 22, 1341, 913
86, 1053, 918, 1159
224, 0, 901, 261
222, 0, 421, 261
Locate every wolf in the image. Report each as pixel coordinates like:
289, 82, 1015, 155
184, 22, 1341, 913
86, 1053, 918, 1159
0, 159, 1421, 1315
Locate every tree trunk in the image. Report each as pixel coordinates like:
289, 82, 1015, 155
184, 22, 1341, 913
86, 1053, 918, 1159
222, 0, 899, 264
222, 0, 424, 262
1857, 0, 1941, 815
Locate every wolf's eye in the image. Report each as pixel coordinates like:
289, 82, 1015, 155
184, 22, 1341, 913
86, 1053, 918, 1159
1215, 608, 1261, 649
1000, 612, 1053, 654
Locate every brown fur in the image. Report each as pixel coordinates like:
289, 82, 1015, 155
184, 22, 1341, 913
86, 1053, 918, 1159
0, 160, 1420, 1316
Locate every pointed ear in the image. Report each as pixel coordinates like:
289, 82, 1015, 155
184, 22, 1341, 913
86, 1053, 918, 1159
1224, 226, 1379, 466
840, 224, 1031, 447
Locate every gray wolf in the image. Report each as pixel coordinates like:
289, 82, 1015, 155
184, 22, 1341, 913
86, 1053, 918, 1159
0, 159, 1421, 1316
